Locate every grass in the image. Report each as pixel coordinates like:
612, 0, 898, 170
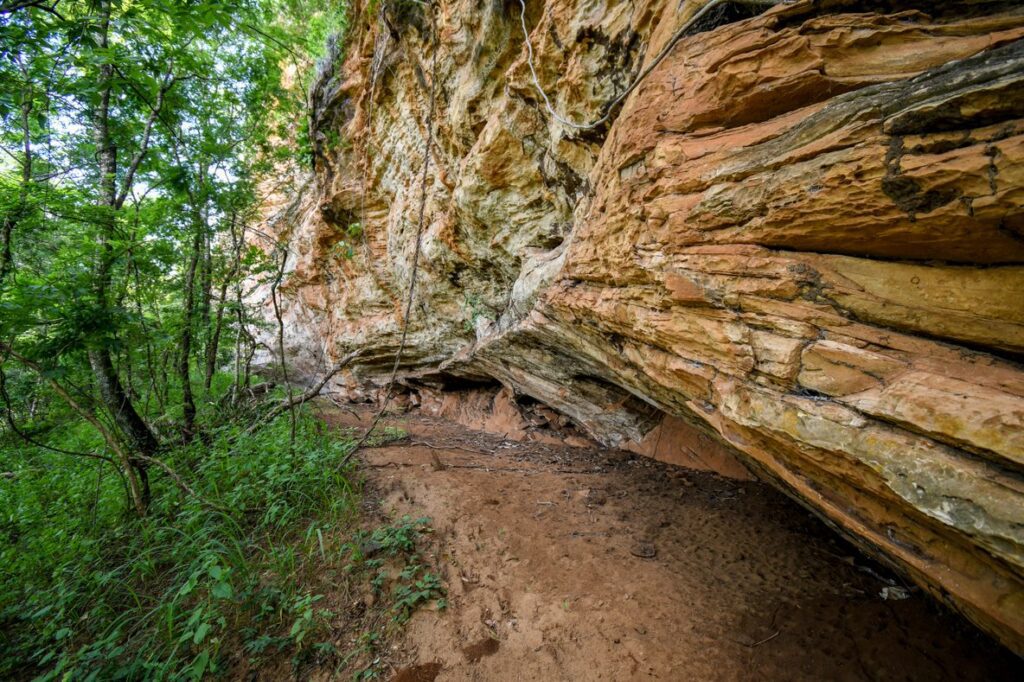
0, 387, 444, 681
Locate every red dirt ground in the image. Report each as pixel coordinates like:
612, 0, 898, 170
317, 405, 1023, 681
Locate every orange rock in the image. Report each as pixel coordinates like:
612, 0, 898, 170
253, 0, 1024, 654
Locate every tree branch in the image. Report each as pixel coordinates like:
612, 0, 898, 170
247, 350, 362, 433
112, 64, 189, 150
115, 66, 177, 209
0, 364, 119, 468
0, 0, 65, 20
0, 341, 148, 515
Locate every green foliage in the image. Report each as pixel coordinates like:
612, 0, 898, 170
0, 1, 397, 679
344, 516, 447, 624
0, 407, 359, 680
392, 570, 446, 624
273, 0, 352, 165
276, 0, 351, 66
0, 0, 353, 402
322, 120, 349, 154
339, 516, 447, 680
327, 222, 364, 261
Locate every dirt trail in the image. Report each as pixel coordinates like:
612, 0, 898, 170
319, 406, 1022, 681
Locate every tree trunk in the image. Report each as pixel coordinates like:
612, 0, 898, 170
1, 79, 33, 286
132, 260, 165, 415
179, 226, 202, 441
199, 228, 212, 345
79, 352, 149, 514
87, 349, 159, 457
204, 278, 229, 392
86, 0, 159, 501
269, 244, 296, 444
205, 215, 239, 392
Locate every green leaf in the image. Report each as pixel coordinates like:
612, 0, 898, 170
193, 622, 211, 645
211, 581, 233, 599
189, 650, 210, 680
178, 576, 197, 597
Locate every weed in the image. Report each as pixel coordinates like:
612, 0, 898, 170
341, 516, 447, 672
392, 571, 445, 623
328, 222, 365, 261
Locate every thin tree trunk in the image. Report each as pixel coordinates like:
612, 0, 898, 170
199, 228, 212, 349
238, 253, 255, 393
132, 260, 165, 415
233, 307, 242, 403
231, 221, 254, 401
179, 225, 202, 441
204, 214, 237, 392
243, 339, 255, 389
204, 277, 229, 392
1, 75, 33, 287
269, 244, 295, 444
159, 346, 171, 408
87, 0, 161, 479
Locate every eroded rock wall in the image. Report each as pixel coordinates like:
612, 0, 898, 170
257, 0, 1024, 652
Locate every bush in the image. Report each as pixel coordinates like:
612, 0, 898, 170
0, 411, 359, 680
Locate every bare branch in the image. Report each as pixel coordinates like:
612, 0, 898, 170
247, 350, 362, 433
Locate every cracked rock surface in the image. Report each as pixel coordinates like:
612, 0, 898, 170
253, 0, 1024, 653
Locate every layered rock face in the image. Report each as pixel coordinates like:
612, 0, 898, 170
259, 0, 1024, 652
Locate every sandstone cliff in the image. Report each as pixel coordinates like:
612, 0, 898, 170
257, 0, 1024, 653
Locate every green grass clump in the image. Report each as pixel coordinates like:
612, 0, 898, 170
0, 411, 359, 680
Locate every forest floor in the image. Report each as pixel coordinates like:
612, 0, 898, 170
310, 404, 1022, 682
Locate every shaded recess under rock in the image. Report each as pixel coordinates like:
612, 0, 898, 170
249, 0, 1024, 654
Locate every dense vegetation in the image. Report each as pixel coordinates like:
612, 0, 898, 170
0, 2, 444, 678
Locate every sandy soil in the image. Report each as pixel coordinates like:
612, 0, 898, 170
318, 405, 1022, 682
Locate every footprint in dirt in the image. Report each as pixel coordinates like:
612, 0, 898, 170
462, 636, 501, 663
390, 661, 443, 682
